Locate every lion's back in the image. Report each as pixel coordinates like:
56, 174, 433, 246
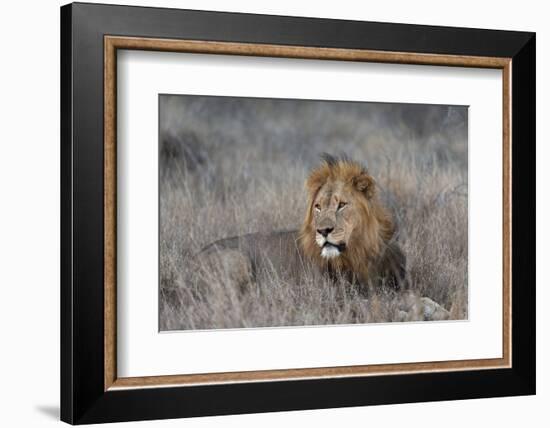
198, 230, 307, 281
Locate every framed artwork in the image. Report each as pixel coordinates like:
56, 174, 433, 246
60, 2, 535, 424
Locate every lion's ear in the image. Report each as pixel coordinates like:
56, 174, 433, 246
353, 173, 376, 199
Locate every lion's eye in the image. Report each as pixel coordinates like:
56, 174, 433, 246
337, 201, 347, 211
314, 204, 321, 212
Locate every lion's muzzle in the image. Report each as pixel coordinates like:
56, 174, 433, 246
319, 241, 346, 259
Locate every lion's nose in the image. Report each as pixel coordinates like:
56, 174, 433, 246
317, 227, 334, 237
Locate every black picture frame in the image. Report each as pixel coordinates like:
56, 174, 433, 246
61, 2, 535, 424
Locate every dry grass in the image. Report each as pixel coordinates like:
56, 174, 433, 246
159, 95, 468, 330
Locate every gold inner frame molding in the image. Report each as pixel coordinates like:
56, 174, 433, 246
104, 35, 512, 391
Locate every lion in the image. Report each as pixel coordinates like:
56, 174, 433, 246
195, 154, 449, 321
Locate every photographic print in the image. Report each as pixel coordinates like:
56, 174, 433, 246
159, 95, 468, 331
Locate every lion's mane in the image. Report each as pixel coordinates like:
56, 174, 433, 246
298, 155, 400, 286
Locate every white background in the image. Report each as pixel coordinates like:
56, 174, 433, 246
118, 52, 503, 377
0, 0, 546, 427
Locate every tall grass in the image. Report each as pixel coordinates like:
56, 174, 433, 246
159, 95, 468, 330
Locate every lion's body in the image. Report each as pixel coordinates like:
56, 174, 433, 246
200, 229, 407, 292
197, 156, 410, 293
199, 230, 304, 286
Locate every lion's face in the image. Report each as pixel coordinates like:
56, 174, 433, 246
311, 181, 362, 259
299, 155, 398, 286
299, 155, 394, 272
